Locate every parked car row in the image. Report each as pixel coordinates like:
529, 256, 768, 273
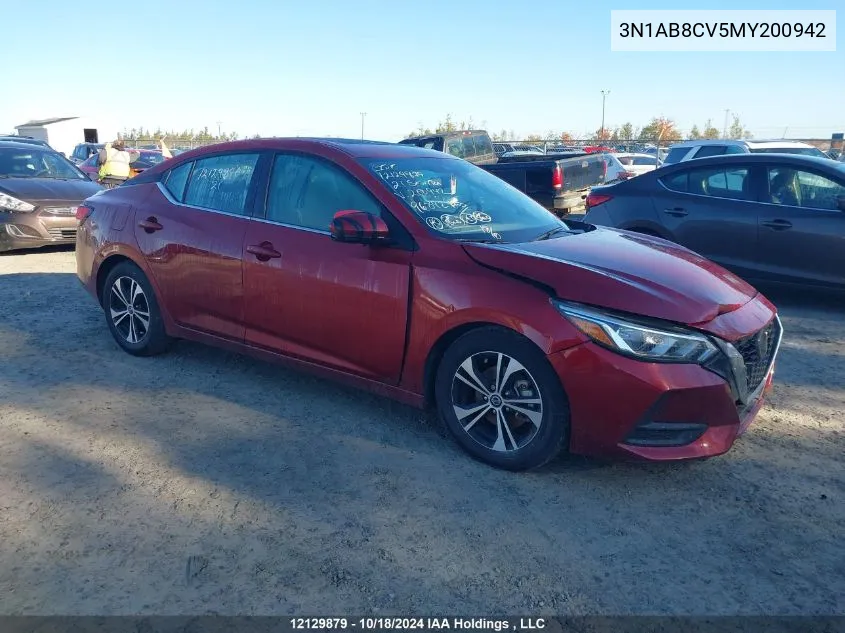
0, 138, 169, 252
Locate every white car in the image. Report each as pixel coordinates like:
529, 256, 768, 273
663, 139, 828, 164
614, 152, 659, 177
602, 153, 631, 183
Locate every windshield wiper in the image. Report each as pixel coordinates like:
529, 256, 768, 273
533, 226, 570, 241
455, 237, 503, 244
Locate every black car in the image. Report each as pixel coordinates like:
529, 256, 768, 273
398, 130, 497, 165
583, 154, 845, 289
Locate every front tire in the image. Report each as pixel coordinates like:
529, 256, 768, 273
102, 261, 172, 356
434, 327, 570, 471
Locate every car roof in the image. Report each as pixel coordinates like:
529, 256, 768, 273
0, 140, 53, 151
656, 153, 845, 172
669, 139, 818, 150
402, 130, 488, 140
170, 138, 460, 161
615, 152, 657, 158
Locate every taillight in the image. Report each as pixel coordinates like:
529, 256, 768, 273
76, 205, 92, 221
586, 193, 612, 209
552, 165, 563, 189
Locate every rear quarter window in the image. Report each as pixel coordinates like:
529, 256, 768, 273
663, 147, 691, 164
661, 171, 689, 193
163, 161, 193, 201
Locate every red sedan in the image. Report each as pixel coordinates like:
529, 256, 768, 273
75, 138, 782, 470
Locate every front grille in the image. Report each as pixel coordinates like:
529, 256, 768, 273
46, 227, 77, 241
735, 318, 781, 392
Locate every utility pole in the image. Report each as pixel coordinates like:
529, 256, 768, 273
600, 90, 610, 140
216, 121, 222, 138
360, 112, 367, 140
722, 109, 730, 139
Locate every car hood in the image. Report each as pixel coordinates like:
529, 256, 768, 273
462, 227, 758, 325
0, 177, 101, 203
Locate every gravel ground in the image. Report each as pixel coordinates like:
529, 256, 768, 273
0, 247, 842, 616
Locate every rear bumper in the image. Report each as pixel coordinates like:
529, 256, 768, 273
549, 342, 776, 461
553, 189, 590, 214
0, 212, 78, 252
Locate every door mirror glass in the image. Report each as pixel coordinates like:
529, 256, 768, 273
330, 210, 390, 244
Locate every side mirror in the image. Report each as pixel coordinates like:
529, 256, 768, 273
330, 210, 390, 244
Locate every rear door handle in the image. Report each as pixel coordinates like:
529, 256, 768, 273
761, 219, 793, 231
247, 242, 281, 261
138, 217, 163, 232
663, 207, 688, 217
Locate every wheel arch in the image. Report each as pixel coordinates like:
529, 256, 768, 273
96, 254, 136, 305
422, 321, 543, 408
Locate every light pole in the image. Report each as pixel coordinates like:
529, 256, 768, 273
723, 109, 730, 139
600, 90, 610, 140
360, 112, 366, 140
216, 121, 222, 138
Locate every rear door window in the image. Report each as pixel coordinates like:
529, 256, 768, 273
686, 166, 751, 200
183, 153, 260, 215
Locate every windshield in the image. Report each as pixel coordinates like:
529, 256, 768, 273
363, 157, 567, 243
750, 147, 827, 158
0, 147, 85, 179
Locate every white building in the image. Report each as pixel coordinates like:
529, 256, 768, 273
14, 116, 119, 158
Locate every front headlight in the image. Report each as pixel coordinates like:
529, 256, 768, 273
0, 192, 35, 213
554, 301, 718, 363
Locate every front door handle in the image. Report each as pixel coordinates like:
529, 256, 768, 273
138, 217, 163, 232
761, 219, 793, 231
663, 207, 688, 217
246, 242, 281, 261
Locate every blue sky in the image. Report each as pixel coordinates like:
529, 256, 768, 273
2, 0, 842, 141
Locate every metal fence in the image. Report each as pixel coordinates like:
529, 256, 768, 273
119, 138, 225, 151
495, 138, 834, 153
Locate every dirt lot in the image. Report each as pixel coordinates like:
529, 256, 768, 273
0, 247, 842, 616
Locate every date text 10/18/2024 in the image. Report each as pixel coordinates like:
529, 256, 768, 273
291, 618, 547, 631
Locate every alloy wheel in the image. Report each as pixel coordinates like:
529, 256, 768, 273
109, 276, 150, 344
450, 351, 543, 452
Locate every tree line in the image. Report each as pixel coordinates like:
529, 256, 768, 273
409, 114, 753, 143
118, 126, 239, 141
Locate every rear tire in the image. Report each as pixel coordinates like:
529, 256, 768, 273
102, 261, 172, 356
434, 327, 570, 471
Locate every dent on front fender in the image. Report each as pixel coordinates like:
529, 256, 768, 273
398, 264, 585, 395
